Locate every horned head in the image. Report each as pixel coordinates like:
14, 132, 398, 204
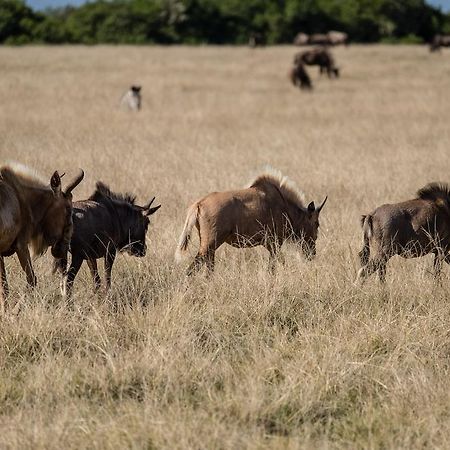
301, 196, 327, 260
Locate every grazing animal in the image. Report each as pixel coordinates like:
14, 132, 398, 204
120, 85, 142, 111
295, 48, 339, 78
430, 34, 450, 52
294, 31, 348, 46
327, 31, 348, 46
0, 163, 84, 310
356, 183, 450, 283
289, 63, 313, 90
61, 182, 160, 297
175, 169, 327, 274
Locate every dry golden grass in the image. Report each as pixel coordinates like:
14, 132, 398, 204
1, 44, 450, 449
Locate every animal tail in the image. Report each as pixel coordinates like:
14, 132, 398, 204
359, 214, 373, 266
175, 203, 199, 262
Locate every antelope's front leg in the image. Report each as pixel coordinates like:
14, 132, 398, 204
16, 245, 37, 287
0, 256, 8, 313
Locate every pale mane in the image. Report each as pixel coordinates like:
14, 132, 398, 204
2, 161, 49, 190
248, 167, 306, 207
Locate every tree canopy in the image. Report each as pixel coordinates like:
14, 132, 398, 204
1, 0, 449, 45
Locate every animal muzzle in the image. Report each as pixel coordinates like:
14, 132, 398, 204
128, 243, 147, 257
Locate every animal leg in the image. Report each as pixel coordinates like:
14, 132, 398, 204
433, 251, 444, 280
16, 245, 37, 287
186, 254, 205, 276
104, 247, 116, 291
0, 257, 8, 314
63, 254, 83, 299
355, 258, 380, 284
87, 258, 101, 292
205, 250, 215, 274
378, 260, 387, 283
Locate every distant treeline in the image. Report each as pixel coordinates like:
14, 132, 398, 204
2, 0, 450, 45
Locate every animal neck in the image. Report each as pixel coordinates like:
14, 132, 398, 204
106, 202, 130, 249
23, 187, 54, 228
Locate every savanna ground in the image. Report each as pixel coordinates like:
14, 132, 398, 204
0, 44, 450, 449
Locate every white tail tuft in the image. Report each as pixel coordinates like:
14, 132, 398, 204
175, 203, 199, 262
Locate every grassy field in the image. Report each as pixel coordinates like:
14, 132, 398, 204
1, 44, 450, 449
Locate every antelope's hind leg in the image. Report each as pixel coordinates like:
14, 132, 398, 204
87, 258, 101, 292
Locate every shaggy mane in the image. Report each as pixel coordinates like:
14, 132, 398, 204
89, 181, 136, 205
1, 162, 49, 190
248, 167, 306, 207
417, 182, 450, 204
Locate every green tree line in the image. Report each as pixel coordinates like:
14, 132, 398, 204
1, 0, 450, 45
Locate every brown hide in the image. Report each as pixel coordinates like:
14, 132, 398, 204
176, 170, 326, 274
0, 163, 83, 309
357, 183, 450, 283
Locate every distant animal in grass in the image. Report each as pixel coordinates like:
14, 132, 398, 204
289, 62, 313, 90
60, 182, 160, 297
120, 85, 142, 111
295, 48, 339, 78
356, 183, 450, 283
175, 168, 327, 274
0, 163, 83, 310
430, 35, 450, 52
294, 31, 348, 46
248, 32, 266, 48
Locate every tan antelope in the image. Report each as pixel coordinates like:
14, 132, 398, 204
175, 169, 327, 274
0, 163, 84, 310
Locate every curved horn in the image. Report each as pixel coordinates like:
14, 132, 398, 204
64, 169, 84, 196
318, 196, 328, 212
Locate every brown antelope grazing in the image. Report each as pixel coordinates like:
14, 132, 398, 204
430, 35, 450, 52
61, 182, 160, 297
120, 85, 142, 111
0, 163, 84, 310
289, 63, 313, 90
295, 48, 339, 78
356, 183, 450, 283
175, 169, 327, 274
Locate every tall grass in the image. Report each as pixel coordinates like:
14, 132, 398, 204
0, 45, 449, 449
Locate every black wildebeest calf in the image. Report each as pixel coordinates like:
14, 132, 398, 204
356, 183, 450, 283
61, 182, 160, 297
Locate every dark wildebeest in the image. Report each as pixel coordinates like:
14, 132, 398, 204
120, 85, 142, 111
289, 63, 313, 90
61, 182, 160, 297
0, 163, 84, 310
175, 169, 327, 274
295, 48, 339, 78
356, 183, 450, 283
248, 32, 265, 48
430, 35, 450, 52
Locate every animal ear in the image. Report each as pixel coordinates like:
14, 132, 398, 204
307, 201, 315, 213
50, 171, 62, 195
146, 204, 161, 216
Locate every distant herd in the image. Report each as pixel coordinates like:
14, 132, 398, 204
1, 163, 450, 310
249, 29, 450, 92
